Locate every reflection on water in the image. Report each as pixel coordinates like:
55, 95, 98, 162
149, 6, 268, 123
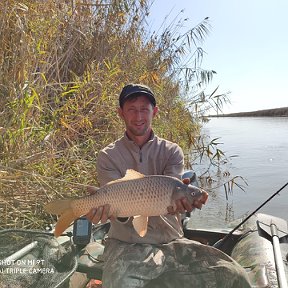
188, 117, 288, 229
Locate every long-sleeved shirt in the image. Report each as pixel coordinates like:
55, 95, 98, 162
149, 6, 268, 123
96, 132, 185, 244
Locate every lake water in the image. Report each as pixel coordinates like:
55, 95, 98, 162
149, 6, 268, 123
188, 117, 288, 229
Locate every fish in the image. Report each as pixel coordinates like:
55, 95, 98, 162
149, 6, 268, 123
44, 169, 208, 237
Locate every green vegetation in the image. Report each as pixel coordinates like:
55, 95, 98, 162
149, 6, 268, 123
0, 0, 228, 229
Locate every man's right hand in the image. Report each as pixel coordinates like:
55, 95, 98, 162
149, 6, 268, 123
86, 204, 113, 225
86, 186, 114, 224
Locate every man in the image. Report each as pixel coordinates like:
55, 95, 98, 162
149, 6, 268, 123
86, 84, 251, 287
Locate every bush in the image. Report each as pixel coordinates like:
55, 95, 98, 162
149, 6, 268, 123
0, 0, 220, 228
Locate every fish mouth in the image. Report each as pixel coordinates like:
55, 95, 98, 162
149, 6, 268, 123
190, 189, 209, 210
200, 190, 209, 204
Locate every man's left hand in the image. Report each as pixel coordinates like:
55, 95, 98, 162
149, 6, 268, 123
167, 178, 205, 214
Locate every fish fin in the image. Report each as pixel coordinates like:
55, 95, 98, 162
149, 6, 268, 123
132, 215, 148, 237
44, 199, 77, 237
54, 209, 77, 237
107, 169, 145, 185
124, 169, 145, 180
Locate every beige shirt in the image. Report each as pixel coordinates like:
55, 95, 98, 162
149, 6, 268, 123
96, 132, 185, 244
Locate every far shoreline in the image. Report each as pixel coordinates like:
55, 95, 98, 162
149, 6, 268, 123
209, 107, 288, 117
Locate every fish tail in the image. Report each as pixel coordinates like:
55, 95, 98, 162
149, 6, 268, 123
44, 199, 77, 237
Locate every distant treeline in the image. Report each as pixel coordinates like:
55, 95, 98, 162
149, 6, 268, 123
210, 107, 288, 117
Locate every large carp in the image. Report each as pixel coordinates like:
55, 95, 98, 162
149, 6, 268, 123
45, 169, 208, 237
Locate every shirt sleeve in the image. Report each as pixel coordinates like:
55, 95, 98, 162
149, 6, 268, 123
163, 144, 185, 179
96, 150, 122, 186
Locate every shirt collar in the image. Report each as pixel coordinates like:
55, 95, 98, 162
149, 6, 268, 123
123, 130, 155, 147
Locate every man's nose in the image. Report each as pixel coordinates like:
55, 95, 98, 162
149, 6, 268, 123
135, 110, 143, 120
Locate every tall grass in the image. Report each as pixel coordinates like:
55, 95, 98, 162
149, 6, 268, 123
0, 0, 227, 229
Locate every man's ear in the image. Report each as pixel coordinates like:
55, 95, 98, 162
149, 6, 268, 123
153, 106, 158, 117
118, 107, 124, 119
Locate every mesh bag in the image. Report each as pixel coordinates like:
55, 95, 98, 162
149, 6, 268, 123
0, 229, 77, 288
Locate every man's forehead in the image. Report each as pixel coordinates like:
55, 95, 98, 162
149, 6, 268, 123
124, 95, 152, 105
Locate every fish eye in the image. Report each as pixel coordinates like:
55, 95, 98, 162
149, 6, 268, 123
191, 191, 196, 196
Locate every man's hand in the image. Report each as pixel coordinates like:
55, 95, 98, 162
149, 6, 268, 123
167, 177, 205, 214
86, 204, 113, 225
85, 185, 115, 224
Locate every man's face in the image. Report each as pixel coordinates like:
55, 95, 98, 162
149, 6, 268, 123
118, 95, 158, 137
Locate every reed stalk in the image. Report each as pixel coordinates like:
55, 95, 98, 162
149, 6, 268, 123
0, 0, 227, 229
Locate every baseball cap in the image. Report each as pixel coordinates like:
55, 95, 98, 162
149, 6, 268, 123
119, 84, 156, 108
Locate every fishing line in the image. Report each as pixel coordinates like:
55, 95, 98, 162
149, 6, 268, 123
216, 181, 288, 249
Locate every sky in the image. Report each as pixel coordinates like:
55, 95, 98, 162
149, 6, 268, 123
148, 0, 288, 113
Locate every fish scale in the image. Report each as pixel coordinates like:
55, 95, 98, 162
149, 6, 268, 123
73, 176, 174, 217
44, 169, 208, 237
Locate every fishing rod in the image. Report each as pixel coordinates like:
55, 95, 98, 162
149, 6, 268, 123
215, 181, 288, 249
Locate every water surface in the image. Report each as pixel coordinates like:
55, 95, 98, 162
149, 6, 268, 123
189, 117, 288, 229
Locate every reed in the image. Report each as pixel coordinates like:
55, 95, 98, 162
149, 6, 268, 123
0, 0, 227, 229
